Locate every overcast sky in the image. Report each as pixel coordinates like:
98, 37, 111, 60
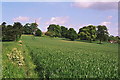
2, 2, 118, 36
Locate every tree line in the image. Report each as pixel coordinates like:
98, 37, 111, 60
1, 22, 42, 41
45, 24, 120, 44
1, 22, 119, 44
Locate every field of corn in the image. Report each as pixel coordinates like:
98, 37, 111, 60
24, 35, 118, 78
2, 35, 118, 78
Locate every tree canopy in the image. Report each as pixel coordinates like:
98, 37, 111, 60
61, 26, 68, 38
1, 21, 119, 44
1, 22, 42, 41
67, 28, 78, 41
23, 23, 38, 35
45, 24, 61, 37
2, 22, 23, 41
78, 25, 97, 42
97, 25, 109, 44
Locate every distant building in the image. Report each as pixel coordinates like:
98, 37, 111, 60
109, 40, 117, 43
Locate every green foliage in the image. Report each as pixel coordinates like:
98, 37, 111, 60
2, 40, 38, 78
67, 28, 78, 41
2, 25, 15, 41
46, 24, 61, 37
23, 23, 32, 34
13, 22, 23, 41
35, 29, 42, 37
23, 23, 38, 35
78, 25, 97, 42
23, 35, 118, 78
45, 31, 55, 37
61, 26, 68, 38
2, 22, 23, 41
97, 25, 109, 44
108, 35, 119, 41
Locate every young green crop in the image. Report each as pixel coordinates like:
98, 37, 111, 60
22, 35, 118, 78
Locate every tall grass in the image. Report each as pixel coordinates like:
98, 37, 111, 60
2, 40, 38, 78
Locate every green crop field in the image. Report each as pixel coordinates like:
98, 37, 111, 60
2, 35, 118, 78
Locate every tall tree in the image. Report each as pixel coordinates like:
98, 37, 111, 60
23, 23, 38, 35
13, 22, 23, 41
30, 23, 38, 35
78, 25, 97, 42
87, 25, 97, 42
23, 23, 32, 34
1, 22, 7, 40
2, 24, 16, 41
46, 24, 61, 37
67, 28, 78, 41
97, 25, 109, 44
61, 26, 68, 38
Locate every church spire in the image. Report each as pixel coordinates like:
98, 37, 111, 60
35, 19, 38, 26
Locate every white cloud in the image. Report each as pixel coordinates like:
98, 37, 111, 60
71, 2, 118, 10
13, 16, 42, 25
13, 16, 30, 22
100, 21, 111, 26
46, 16, 69, 25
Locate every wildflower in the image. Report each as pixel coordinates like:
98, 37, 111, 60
7, 48, 24, 66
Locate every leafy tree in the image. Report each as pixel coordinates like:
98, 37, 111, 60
87, 25, 97, 42
2, 22, 7, 40
35, 29, 42, 36
30, 23, 38, 35
2, 22, 23, 41
23, 23, 32, 34
23, 23, 38, 35
97, 25, 109, 44
1, 22, 15, 41
13, 22, 23, 41
78, 25, 97, 42
78, 32, 87, 40
67, 28, 78, 41
2, 25, 15, 41
61, 26, 68, 38
78, 26, 89, 40
46, 24, 61, 37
